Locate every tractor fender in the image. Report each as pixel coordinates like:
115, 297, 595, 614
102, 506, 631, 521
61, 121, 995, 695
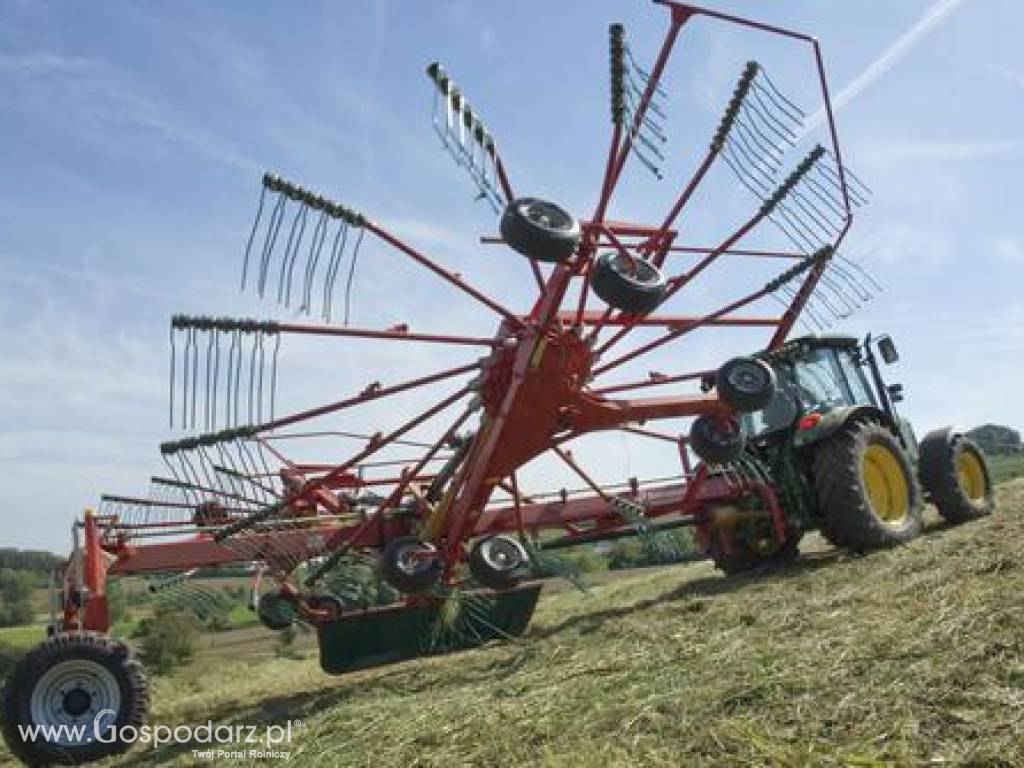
793, 404, 894, 449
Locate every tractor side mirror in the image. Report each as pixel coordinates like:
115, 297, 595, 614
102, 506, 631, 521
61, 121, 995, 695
887, 383, 904, 403
877, 335, 899, 365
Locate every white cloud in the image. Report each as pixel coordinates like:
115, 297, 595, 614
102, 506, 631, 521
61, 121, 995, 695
865, 139, 1021, 163
804, 0, 969, 134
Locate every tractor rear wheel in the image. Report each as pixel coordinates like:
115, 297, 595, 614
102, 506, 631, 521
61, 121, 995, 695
812, 420, 923, 551
919, 431, 994, 523
1, 632, 149, 766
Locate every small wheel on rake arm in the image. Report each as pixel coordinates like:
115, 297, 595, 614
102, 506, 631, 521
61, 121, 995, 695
500, 197, 581, 263
590, 251, 668, 315
690, 415, 746, 465
257, 591, 296, 631
379, 536, 444, 594
469, 534, 532, 590
715, 357, 776, 413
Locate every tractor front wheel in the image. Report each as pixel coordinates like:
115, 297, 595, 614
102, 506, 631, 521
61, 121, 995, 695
1, 632, 149, 766
919, 430, 994, 523
812, 420, 923, 551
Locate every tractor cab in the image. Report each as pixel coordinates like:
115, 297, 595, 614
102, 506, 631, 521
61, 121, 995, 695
742, 333, 913, 451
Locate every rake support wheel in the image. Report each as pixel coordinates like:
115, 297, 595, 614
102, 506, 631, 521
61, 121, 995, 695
590, 251, 668, 314
379, 536, 444, 594
500, 197, 581, 263
812, 420, 923, 551
716, 357, 776, 413
469, 535, 531, 590
690, 415, 746, 465
918, 430, 994, 523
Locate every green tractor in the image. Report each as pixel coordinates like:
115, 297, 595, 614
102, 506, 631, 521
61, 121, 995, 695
695, 333, 996, 574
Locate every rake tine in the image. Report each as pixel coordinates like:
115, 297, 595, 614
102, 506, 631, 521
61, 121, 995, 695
750, 77, 804, 130
269, 333, 280, 421
233, 329, 244, 428
736, 103, 794, 168
625, 91, 668, 142
725, 134, 777, 189
801, 172, 849, 220
278, 203, 308, 305
210, 330, 221, 431
322, 220, 349, 323
733, 114, 785, 169
789, 187, 844, 238
236, 438, 278, 502
828, 259, 874, 301
204, 330, 216, 432
756, 66, 806, 119
634, 126, 666, 162
224, 328, 237, 429
246, 332, 258, 425
822, 150, 873, 199
257, 194, 287, 299
252, 439, 280, 498
839, 253, 884, 294
190, 328, 200, 430
241, 184, 268, 292
818, 271, 858, 316
816, 158, 872, 207
775, 201, 826, 250
255, 332, 266, 424
747, 84, 800, 145
300, 210, 330, 313
629, 75, 667, 121
624, 45, 668, 98
343, 227, 365, 326
722, 143, 773, 196
169, 325, 177, 429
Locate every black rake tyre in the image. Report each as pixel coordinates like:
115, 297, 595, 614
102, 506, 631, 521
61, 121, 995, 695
918, 431, 994, 523
469, 535, 531, 590
257, 592, 296, 630
689, 415, 745, 465
710, 536, 800, 576
499, 197, 581, 263
378, 536, 444, 594
1, 632, 149, 766
812, 420, 923, 551
590, 251, 668, 315
715, 357, 776, 413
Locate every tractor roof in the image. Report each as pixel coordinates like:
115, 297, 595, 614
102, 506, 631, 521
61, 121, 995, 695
759, 333, 860, 363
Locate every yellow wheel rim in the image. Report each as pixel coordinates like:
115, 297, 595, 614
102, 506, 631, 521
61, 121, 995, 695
956, 450, 988, 502
862, 443, 910, 524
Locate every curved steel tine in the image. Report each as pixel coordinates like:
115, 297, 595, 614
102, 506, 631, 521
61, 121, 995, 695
733, 113, 785, 170
241, 184, 267, 291
257, 194, 287, 299
301, 210, 330, 314
233, 329, 244, 428
270, 333, 281, 422
750, 76, 804, 129
324, 221, 350, 323
190, 328, 200, 430
343, 227, 366, 326
725, 133, 777, 189
204, 330, 216, 432
255, 331, 266, 424
246, 331, 258, 425
756, 66, 806, 119
279, 203, 308, 306
169, 325, 177, 429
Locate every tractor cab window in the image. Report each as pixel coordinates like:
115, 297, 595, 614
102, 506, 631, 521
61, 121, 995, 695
835, 349, 876, 407
794, 348, 851, 411
743, 364, 799, 437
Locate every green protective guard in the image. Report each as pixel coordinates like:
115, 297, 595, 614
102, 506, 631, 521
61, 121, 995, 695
316, 584, 542, 674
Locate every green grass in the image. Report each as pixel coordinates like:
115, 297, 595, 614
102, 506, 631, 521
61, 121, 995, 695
0, 623, 45, 651
987, 452, 1024, 484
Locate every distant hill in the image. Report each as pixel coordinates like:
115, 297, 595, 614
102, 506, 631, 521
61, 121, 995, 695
0, 549, 63, 574
968, 424, 1022, 454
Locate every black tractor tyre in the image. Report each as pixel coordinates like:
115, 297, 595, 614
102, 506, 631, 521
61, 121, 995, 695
812, 420, 923, 551
378, 536, 444, 594
257, 592, 296, 631
918, 431, 994, 523
499, 197, 581, 263
590, 251, 669, 315
709, 535, 800, 576
468, 535, 531, 590
689, 415, 746, 465
716, 357, 776, 413
1, 632, 149, 766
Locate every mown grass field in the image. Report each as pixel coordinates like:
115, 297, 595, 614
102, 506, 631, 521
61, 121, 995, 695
2, 481, 1019, 767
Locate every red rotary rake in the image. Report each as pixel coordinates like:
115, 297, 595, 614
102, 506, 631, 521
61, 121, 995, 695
64, 0, 878, 650
4, 3, 881, 764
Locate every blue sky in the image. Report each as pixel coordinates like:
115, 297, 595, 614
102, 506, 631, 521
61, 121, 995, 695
1, 0, 1021, 552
